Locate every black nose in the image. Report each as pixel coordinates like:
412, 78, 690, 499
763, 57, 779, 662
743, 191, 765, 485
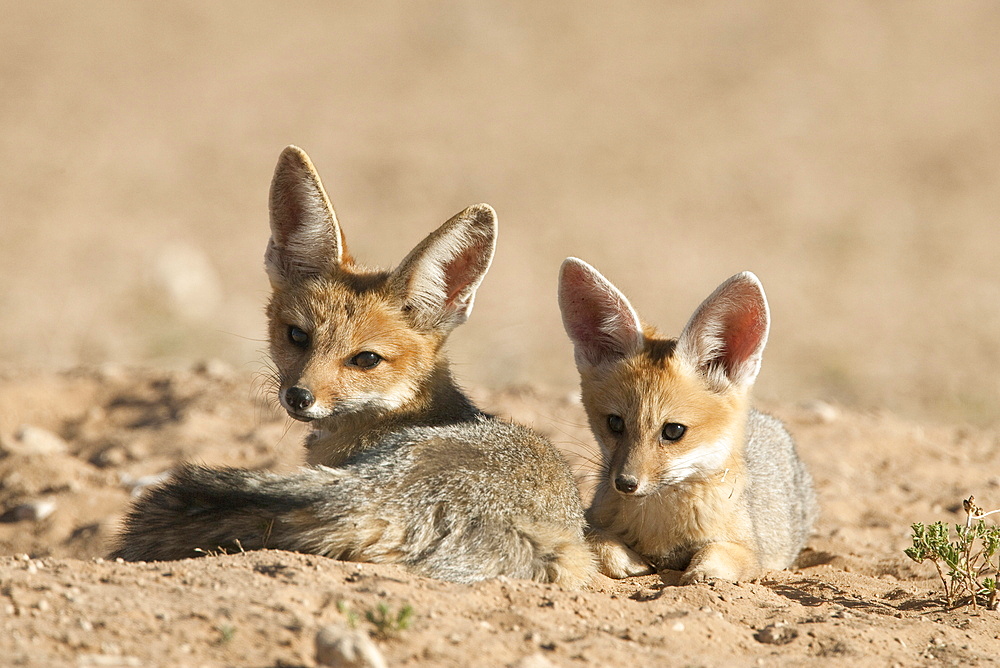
614, 475, 639, 494
284, 386, 315, 411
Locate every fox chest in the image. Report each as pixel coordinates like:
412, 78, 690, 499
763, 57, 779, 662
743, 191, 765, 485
592, 484, 750, 569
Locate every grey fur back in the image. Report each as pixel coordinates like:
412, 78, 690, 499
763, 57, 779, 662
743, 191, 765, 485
741, 409, 818, 569
113, 415, 594, 586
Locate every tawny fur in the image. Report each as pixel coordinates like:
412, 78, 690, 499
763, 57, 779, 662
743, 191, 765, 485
113, 146, 593, 587
559, 258, 817, 583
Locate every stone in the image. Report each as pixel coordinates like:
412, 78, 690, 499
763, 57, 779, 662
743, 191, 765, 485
315, 625, 387, 668
755, 622, 798, 645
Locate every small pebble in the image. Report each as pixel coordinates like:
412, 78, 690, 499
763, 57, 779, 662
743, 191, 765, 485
513, 653, 556, 668
755, 622, 798, 645
9, 426, 68, 455
10, 499, 57, 522
315, 625, 387, 668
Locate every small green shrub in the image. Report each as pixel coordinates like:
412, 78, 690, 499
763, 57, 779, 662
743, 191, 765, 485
336, 600, 414, 639
905, 496, 1000, 610
365, 602, 414, 639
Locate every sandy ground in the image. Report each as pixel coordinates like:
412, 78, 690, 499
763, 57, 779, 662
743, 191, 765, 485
2, 366, 1000, 667
4, 2, 1000, 666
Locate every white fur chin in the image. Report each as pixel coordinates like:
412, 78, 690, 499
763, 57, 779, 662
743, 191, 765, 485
332, 385, 416, 415
661, 437, 732, 485
288, 385, 416, 420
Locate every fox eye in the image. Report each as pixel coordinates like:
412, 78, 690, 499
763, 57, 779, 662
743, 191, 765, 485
661, 422, 687, 442
288, 326, 310, 349
607, 415, 625, 434
350, 351, 382, 369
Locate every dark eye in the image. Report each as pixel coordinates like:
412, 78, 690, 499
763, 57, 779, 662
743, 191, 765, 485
661, 423, 687, 442
350, 351, 382, 369
288, 326, 310, 349
607, 415, 625, 434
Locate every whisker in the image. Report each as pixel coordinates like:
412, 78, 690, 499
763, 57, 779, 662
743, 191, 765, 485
248, 353, 283, 429
277, 417, 296, 444
218, 330, 270, 344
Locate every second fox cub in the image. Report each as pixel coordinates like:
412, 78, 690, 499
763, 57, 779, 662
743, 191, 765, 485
558, 258, 817, 584
112, 146, 594, 587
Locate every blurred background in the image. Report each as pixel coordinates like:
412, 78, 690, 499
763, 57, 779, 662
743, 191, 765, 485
3, 1, 999, 425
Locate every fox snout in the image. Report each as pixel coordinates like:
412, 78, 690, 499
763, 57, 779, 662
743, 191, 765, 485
282, 385, 317, 421
280, 385, 321, 422
610, 471, 657, 498
613, 474, 640, 495
608, 455, 656, 497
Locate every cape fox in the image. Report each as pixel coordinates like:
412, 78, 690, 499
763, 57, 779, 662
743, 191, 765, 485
558, 258, 817, 584
112, 146, 594, 587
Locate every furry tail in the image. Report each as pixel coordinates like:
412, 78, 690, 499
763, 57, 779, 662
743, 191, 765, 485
110, 463, 345, 561
112, 463, 595, 588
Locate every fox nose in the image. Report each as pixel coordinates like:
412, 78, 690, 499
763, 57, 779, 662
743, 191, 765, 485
284, 386, 315, 411
614, 474, 639, 495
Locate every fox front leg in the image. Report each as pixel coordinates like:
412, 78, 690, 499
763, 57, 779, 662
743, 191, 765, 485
679, 541, 759, 584
586, 527, 655, 578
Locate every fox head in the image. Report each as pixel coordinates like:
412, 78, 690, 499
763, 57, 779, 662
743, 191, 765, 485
558, 258, 770, 498
264, 145, 496, 422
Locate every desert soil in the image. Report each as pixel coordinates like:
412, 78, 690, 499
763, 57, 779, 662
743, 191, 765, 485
4, 2, 1000, 666
2, 365, 999, 667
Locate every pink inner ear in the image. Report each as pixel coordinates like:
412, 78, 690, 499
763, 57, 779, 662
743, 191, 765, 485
721, 300, 767, 373
277, 197, 305, 241
443, 244, 481, 306
565, 299, 606, 351
561, 270, 602, 344
560, 263, 640, 365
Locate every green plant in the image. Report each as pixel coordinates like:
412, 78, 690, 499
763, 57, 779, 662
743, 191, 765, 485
335, 600, 413, 638
215, 623, 236, 645
336, 599, 359, 628
905, 496, 1000, 610
364, 602, 414, 639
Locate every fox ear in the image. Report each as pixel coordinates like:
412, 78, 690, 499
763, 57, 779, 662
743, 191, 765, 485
558, 258, 644, 368
676, 272, 770, 391
389, 203, 497, 332
265, 145, 351, 284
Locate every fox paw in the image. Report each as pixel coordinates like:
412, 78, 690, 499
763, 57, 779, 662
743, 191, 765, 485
598, 544, 655, 579
678, 567, 725, 585
678, 541, 757, 585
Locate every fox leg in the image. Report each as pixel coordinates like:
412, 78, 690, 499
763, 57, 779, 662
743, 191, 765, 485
586, 527, 655, 578
680, 541, 759, 584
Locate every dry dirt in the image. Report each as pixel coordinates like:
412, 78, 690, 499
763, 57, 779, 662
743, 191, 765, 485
4, 1, 1000, 666
2, 366, 999, 667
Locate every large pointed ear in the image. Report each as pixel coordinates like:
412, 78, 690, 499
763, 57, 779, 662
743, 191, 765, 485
265, 145, 350, 285
676, 272, 770, 391
389, 203, 497, 332
558, 258, 644, 368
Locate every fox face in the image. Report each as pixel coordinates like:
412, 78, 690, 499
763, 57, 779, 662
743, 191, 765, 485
267, 275, 440, 420
579, 349, 747, 496
559, 258, 769, 498
263, 146, 496, 424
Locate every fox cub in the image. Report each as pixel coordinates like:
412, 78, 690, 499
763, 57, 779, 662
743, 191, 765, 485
112, 146, 594, 587
558, 258, 816, 584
